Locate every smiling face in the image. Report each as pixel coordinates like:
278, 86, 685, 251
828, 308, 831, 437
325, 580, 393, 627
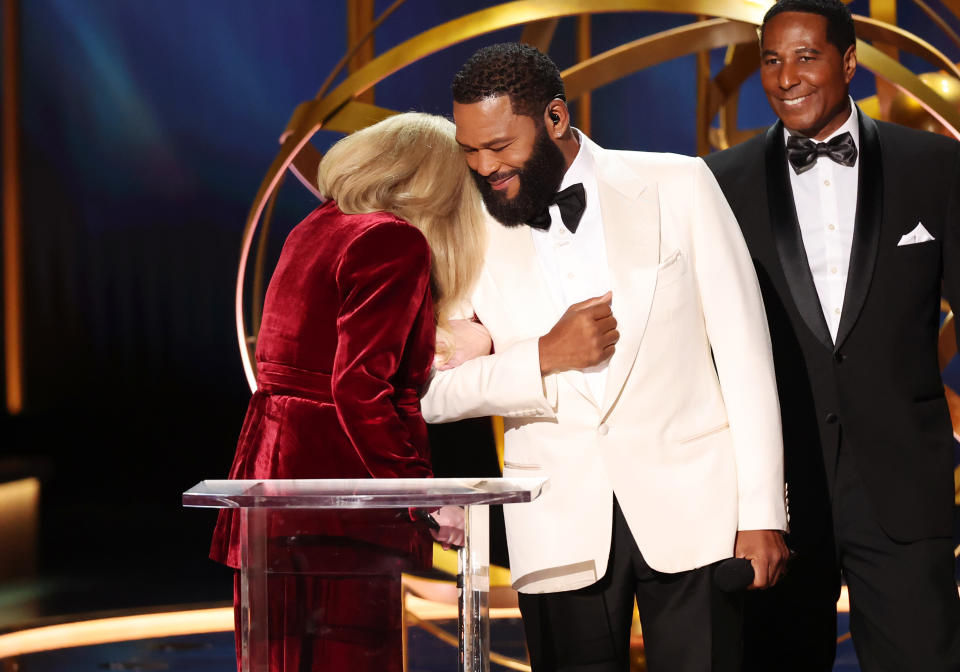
760, 11, 857, 140
453, 95, 567, 227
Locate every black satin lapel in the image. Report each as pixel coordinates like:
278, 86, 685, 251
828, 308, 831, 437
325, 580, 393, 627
834, 111, 882, 349
765, 122, 834, 349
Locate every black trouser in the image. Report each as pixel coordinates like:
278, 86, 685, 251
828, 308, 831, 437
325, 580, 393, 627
518, 498, 742, 672
743, 440, 960, 672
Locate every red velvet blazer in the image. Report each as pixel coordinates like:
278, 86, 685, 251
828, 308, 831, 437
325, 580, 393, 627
210, 201, 435, 568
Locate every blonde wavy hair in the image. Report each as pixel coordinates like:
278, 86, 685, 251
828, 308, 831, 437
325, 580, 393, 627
317, 112, 486, 357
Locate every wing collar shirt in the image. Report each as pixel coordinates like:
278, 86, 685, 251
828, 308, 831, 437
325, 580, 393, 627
531, 130, 611, 406
784, 98, 860, 342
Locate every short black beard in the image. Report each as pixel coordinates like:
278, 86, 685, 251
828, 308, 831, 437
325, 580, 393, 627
471, 124, 568, 227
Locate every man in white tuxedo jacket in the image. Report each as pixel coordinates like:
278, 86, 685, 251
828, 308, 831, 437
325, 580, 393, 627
422, 43, 788, 672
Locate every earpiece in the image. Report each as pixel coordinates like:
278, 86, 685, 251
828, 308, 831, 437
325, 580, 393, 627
546, 94, 565, 126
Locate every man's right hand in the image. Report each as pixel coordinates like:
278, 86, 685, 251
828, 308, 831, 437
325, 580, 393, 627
539, 291, 618, 375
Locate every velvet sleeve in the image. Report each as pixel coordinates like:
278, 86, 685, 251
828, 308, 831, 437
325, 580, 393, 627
332, 219, 435, 479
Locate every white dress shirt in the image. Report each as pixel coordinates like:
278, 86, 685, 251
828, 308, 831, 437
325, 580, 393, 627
531, 131, 611, 404
785, 100, 860, 342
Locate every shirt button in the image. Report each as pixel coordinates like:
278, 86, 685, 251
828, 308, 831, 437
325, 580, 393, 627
831, 267, 838, 274
834, 307, 841, 315
824, 180, 831, 187
598, 423, 609, 436
567, 272, 575, 280
828, 224, 836, 231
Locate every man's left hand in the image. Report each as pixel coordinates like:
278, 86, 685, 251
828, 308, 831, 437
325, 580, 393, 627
734, 529, 789, 589
429, 506, 466, 550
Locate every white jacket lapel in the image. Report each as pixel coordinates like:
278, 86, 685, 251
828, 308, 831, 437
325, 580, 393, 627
596, 151, 660, 418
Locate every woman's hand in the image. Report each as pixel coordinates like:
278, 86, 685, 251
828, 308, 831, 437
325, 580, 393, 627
428, 506, 466, 549
436, 319, 492, 370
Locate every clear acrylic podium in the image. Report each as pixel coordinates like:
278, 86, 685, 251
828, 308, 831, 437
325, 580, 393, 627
183, 478, 547, 672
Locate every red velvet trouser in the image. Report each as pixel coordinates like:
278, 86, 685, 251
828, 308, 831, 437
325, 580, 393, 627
232, 569, 403, 672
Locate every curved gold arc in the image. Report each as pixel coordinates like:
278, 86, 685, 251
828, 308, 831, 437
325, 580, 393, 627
713, 42, 766, 150
563, 18, 757, 101
932, 0, 960, 27
236, 0, 772, 387
237, 0, 960, 387
313, 0, 767, 131
316, 0, 409, 100
939, 311, 956, 371
521, 19, 561, 52
857, 40, 960, 139
299, 21, 762, 141
284, 4, 960, 165
854, 16, 960, 82
235, 126, 318, 389
320, 22, 760, 138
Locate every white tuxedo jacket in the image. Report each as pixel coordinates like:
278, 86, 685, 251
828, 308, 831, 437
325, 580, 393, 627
422, 139, 786, 594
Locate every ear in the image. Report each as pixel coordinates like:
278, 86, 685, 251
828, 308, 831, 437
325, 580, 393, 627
544, 99, 571, 139
842, 45, 857, 85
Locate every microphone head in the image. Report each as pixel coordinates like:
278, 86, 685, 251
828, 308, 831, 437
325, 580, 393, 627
713, 557, 755, 592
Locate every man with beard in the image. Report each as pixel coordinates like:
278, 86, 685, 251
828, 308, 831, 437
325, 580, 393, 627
421, 43, 789, 671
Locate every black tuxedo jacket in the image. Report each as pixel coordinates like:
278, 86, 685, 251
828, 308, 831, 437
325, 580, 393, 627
705, 110, 960, 547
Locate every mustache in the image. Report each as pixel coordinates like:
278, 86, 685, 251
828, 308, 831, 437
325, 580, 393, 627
484, 168, 518, 183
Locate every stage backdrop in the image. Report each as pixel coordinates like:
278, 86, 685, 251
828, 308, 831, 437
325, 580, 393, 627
1, 0, 958, 604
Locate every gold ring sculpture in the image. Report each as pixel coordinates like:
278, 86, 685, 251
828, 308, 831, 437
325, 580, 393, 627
236, 2, 960, 631
238, 0, 960, 384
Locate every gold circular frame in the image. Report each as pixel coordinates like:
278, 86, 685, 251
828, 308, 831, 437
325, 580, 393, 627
236, 0, 960, 390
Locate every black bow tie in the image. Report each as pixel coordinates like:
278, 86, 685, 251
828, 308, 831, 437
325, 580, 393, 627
527, 183, 586, 233
786, 132, 858, 175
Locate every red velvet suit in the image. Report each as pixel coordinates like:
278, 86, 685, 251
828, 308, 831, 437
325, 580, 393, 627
209, 201, 437, 671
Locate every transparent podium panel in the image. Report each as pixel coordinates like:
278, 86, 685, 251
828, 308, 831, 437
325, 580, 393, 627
184, 478, 547, 672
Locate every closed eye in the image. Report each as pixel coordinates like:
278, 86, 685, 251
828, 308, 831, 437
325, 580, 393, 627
458, 142, 510, 153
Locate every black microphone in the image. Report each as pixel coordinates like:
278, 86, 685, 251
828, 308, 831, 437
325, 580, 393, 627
410, 508, 440, 531
713, 557, 755, 592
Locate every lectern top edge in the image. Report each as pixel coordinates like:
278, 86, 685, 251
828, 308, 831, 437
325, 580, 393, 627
181, 476, 549, 509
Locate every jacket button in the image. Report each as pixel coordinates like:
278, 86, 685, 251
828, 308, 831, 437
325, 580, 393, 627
598, 423, 610, 436
825, 412, 838, 424
834, 352, 845, 363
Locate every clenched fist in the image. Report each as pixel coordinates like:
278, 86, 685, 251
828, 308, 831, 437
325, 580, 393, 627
539, 291, 619, 375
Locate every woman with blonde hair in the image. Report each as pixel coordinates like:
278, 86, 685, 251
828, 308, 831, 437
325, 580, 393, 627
210, 112, 488, 672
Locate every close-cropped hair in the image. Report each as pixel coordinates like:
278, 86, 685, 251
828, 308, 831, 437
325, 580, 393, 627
317, 112, 486, 340
762, 0, 856, 55
452, 42, 565, 119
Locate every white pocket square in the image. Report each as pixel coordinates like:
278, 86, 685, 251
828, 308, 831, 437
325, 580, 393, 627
898, 222, 935, 246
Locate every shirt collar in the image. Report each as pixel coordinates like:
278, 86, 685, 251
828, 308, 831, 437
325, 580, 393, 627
559, 128, 597, 192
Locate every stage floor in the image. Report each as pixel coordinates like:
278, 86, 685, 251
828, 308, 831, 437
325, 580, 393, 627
1, 612, 862, 671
